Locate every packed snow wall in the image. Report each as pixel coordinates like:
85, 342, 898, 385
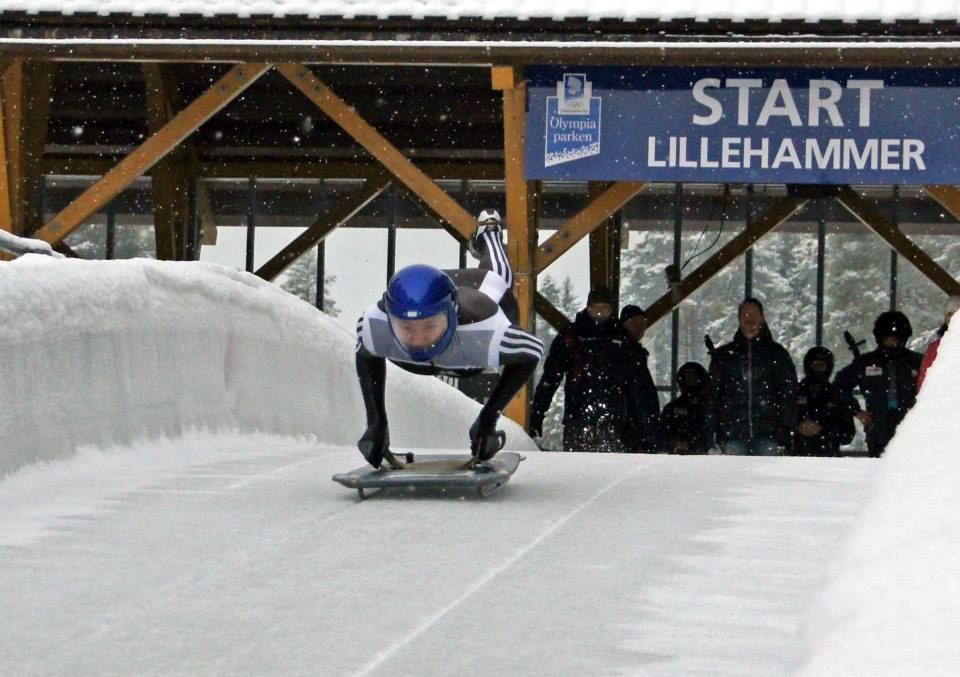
796, 315, 960, 676
0, 256, 534, 477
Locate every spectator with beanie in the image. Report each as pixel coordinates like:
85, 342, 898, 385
917, 296, 960, 392
706, 298, 798, 456
792, 347, 855, 457
835, 310, 923, 457
660, 362, 712, 454
618, 305, 660, 452
530, 287, 627, 452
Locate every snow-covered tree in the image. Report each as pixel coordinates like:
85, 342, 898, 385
279, 250, 339, 317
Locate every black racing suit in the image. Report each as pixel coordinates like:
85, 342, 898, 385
354, 227, 543, 467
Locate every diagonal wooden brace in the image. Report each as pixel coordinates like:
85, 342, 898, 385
535, 181, 645, 274
35, 63, 272, 245
837, 185, 960, 296
255, 178, 391, 282
645, 195, 810, 327
534, 292, 571, 333
924, 185, 960, 224
277, 63, 476, 242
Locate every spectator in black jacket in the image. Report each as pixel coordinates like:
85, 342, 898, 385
792, 347, 855, 457
660, 362, 712, 454
707, 298, 798, 456
834, 310, 923, 457
619, 305, 660, 452
530, 287, 626, 452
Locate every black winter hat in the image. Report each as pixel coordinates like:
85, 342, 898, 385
587, 287, 615, 306
803, 346, 835, 379
873, 310, 913, 343
620, 304, 646, 323
677, 361, 707, 393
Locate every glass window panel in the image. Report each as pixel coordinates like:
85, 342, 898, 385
751, 209, 819, 364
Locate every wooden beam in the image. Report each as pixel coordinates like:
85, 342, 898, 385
0, 86, 10, 232
2, 59, 54, 235
534, 292, 570, 333
836, 185, 960, 296
587, 181, 623, 307
40, 157, 504, 181
2, 59, 24, 233
276, 63, 476, 241
255, 177, 390, 282
35, 63, 272, 245
499, 67, 535, 428
923, 185, 960, 223
491, 66, 517, 92
535, 181, 645, 274
645, 195, 810, 327
197, 181, 218, 246
143, 63, 189, 259
52, 240, 81, 258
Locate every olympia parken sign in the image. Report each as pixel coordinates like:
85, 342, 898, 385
524, 66, 960, 184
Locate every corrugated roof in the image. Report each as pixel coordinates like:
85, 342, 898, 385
0, 0, 956, 22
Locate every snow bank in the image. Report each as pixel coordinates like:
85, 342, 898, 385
0, 256, 534, 478
796, 317, 960, 676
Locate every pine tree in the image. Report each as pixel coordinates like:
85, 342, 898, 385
279, 251, 340, 317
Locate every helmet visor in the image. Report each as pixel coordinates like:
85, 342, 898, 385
388, 312, 451, 361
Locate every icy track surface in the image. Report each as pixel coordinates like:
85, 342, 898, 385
0, 436, 875, 676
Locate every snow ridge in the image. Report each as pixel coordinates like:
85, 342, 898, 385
0, 256, 533, 477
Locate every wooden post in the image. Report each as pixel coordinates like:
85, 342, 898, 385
35, 63, 271, 246
587, 181, 624, 307
836, 185, 960, 296
277, 63, 476, 243
0, 83, 11, 233
2, 59, 54, 236
645, 195, 809, 327
143, 63, 192, 259
495, 65, 536, 428
535, 181, 645, 274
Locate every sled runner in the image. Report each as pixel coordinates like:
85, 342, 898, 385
332, 451, 524, 499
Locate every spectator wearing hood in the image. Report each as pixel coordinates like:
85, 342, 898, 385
917, 296, 960, 392
706, 298, 798, 456
660, 362, 712, 454
792, 347, 855, 457
835, 310, 923, 457
530, 287, 627, 452
618, 305, 661, 452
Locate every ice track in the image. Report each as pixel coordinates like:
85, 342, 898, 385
0, 435, 876, 676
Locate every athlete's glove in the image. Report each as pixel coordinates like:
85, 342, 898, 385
470, 408, 505, 461
357, 422, 390, 468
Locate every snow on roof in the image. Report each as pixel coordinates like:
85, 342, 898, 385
0, 0, 957, 23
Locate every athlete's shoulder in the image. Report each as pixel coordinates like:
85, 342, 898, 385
498, 325, 544, 363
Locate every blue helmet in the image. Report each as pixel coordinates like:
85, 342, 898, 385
383, 264, 458, 362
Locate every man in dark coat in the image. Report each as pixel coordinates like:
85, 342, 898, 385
834, 310, 923, 458
792, 347, 855, 457
660, 362, 712, 454
530, 287, 626, 452
618, 305, 661, 452
706, 298, 798, 456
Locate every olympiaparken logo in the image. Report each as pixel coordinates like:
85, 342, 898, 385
544, 73, 602, 168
